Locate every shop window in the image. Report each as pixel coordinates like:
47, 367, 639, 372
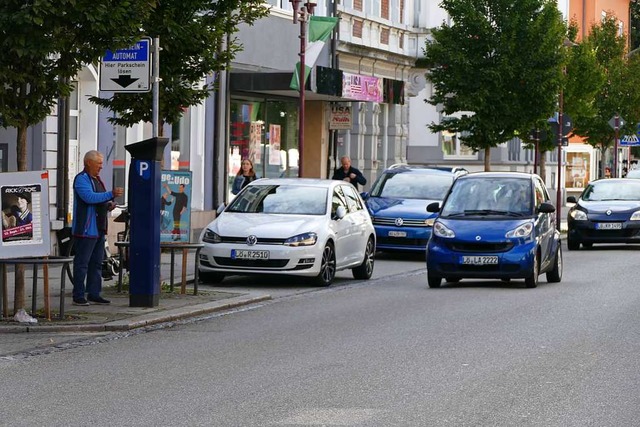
171, 108, 191, 170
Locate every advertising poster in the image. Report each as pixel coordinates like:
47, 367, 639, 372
0, 171, 51, 259
269, 124, 281, 165
160, 171, 193, 244
249, 121, 262, 164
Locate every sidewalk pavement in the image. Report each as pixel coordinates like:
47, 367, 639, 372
0, 250, 271, 356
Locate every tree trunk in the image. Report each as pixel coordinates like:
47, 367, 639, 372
14, 123, 28, 312
484, 147, 491, 171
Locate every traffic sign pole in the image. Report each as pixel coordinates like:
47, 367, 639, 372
152, 37, 160, 138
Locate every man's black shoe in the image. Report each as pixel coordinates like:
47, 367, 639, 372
88, 296, 111, 305
72, 298, 90, 306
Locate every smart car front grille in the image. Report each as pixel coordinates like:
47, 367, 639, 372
373, 217, 430, 227
214, 257, 289, 268
448, 242, 514, 253
218, 236, 287, 245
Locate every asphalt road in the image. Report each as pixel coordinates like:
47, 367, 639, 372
1, 245, 639, 426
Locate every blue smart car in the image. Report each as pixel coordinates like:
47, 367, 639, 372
425, 172, 562, 288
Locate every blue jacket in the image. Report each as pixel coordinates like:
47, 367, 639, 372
72, 170, 114, 238
232, 174, 258, 195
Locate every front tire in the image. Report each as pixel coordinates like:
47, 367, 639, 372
567, 235, 580, 251
428, 274, 442, 288
524, 251, 539, 288
352, 237, 375, 280
313, 243, 336, 286
546, 243, 563, 283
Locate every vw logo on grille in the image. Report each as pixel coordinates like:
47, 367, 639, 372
476, 236, 482, 241
395, 218, 404, 226
246, 235, 258, 246
606, 210, 612, 216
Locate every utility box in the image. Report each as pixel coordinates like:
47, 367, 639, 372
125, 137, 169, 307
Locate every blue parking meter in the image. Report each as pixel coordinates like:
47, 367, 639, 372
125, 137, 169, 307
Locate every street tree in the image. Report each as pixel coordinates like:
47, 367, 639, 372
89, 0, 269, 132
0, 0, 155, 312
567, 15, 640, 177
423, 0, 566, 171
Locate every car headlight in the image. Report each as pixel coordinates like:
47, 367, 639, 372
284, 232, 318, 247
202, 229, 222, 244
569, 209, 588, 221
505, 222, 533, 238
433, 221, 455, 238
425, 218, 435, 227
631, 210, 640, 221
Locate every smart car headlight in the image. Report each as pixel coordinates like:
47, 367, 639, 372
505, 222, 533, 238
284, 232, 318, 247
631, 210, 640, 221
433, 221, 455, 238
569, 209, 588, 221
202, 229, 222, 244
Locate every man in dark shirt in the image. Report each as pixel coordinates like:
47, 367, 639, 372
163, 182, 189, 241
332, 156, 367, 189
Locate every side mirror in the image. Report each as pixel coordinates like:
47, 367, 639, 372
538, 202, 556, 214
566, 196, 577, 203
216, 203, 226, 215
334, 206, 347, 220
426, 202, 440, 213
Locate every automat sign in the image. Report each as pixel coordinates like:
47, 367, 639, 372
329, 105, 352, 130
100, 38, 151, 92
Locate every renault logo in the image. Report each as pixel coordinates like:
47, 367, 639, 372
606, 210, 612, 216
246, 235, 258, 246
395, 218, 404, 226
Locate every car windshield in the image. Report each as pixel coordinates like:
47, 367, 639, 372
440, 177, 533, 217
226, 184, 328, 215
581, 180, 640, 201
370, 171, 453, 200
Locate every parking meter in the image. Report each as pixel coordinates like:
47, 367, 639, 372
125, 137, 169, 307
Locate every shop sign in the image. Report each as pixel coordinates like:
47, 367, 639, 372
329, 106, 352, 130
342, 72, 383, 103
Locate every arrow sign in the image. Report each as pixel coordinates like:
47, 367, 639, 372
100, 38, 151, 93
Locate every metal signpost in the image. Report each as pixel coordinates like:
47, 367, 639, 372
608, 115, 625, 178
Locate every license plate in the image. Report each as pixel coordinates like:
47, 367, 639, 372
388, 230, 407, 237
231, 249, 270, 260
461, 255, 498, 265
595, 222, 622, 230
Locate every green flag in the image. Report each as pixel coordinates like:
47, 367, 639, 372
290, 16, 339, 90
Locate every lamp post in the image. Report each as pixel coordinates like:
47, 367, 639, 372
290, 0, 316, 177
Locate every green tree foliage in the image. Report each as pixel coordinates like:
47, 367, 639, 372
90, 0, 269, 131
568, 15, 640, 167
423, 0, 566, 170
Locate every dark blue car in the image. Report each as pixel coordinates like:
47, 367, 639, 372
362, 165, 465, 252
425, 172, 562, 288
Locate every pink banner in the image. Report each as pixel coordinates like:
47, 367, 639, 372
342, 72, 383, 103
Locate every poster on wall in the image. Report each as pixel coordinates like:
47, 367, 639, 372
565, 152, 590, 189
250, 121, 262, 164
160, 171, 193, 244
269, 124, 281, 165
0, 171, 51, 259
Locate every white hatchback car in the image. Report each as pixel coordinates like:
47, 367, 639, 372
199, 178, 376, 286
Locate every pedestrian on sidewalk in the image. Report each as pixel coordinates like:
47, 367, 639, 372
72, 150, 124, 306
332, 156, 367, 189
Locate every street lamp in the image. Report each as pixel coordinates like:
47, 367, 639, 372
290, 0, 316, 177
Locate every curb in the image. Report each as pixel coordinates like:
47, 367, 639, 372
0, 294, 271, 334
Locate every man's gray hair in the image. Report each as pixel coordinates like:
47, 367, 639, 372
84, 150, 103, 165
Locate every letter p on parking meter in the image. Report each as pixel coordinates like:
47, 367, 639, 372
125, 137, 170, 307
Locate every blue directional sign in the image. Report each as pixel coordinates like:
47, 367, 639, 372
100, 38, 151, 92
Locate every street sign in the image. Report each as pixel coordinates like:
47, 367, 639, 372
608, 115, 625, 130
620, 135, 640, 146
548, 113, 573, 136
100, 38, 151, 92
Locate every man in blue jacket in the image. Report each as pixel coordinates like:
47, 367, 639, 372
72, 150, 124, 306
